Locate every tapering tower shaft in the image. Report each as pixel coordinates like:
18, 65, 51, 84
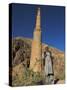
30, 8, 42, 73
35, 8, 40, 30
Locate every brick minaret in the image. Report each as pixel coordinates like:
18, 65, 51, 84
30, 8, 42, 73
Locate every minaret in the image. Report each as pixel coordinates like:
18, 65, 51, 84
30, 8, 42, 73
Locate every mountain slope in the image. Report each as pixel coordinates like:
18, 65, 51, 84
11, 37, 65, 86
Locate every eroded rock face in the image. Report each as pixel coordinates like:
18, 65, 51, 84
12, 38, 31, 67
42, 45, 65, 80
11, 37, 65, 81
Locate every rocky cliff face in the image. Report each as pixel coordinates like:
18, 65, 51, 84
12, 37, 32, 67
10, 37, 65, 86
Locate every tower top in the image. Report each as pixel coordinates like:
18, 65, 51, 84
35, 7, 41, 30
38, 7, 40, 16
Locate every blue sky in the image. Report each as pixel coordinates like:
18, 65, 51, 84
12, 3, 65, 51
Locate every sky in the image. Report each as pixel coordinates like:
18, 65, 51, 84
11, 3, 65, 52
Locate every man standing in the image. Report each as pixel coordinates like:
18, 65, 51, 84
43, 46, 54, 84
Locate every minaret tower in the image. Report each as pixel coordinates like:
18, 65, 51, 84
30, 8, 42, 73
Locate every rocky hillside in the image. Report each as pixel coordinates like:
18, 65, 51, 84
10, 37, 65, 86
